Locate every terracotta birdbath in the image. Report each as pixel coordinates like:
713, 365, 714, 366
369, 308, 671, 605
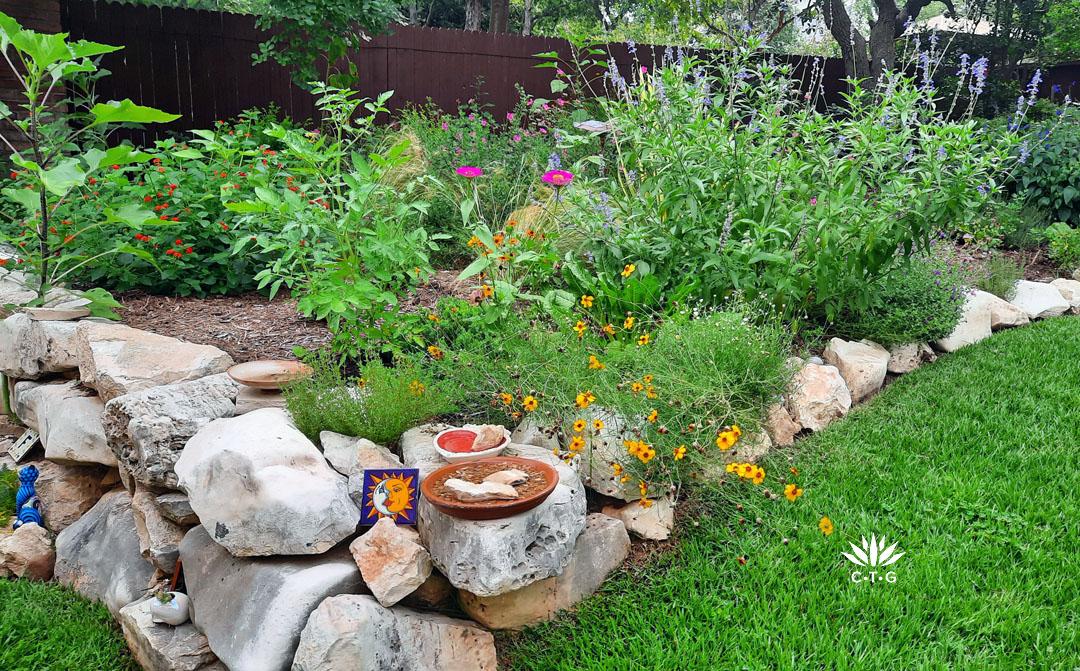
421, 457, 559, 520
227, 360, 313, 389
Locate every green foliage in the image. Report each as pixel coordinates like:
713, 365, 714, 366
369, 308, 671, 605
284, 352, 451, 446
550, 38, 1018, 322
832, 251, 971, 346
0, 465, 18, 521
1008, 106, 1080, 225
252, 0, 401, 89
1002, 202, 1051, 250
1042, 0, 1080, 61
0, 10, 178, 311
976, 253, 1024, 300
0, 580, 139, 670
421, 300, 794, 491
1045, 221, 1080, 269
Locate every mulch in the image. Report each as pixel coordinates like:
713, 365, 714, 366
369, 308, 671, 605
115, 270, 472, 363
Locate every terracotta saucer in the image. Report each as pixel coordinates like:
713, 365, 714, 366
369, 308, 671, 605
227, 360, 313, 389
421, 457, 559, 520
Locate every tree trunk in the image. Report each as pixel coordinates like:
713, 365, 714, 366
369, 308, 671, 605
489, 0, 509, 32
522, 0, 532, 35
408, 1, 417, 24
465, 0, 483, 30
819, 0, 870, 83
868, 0, 900, 85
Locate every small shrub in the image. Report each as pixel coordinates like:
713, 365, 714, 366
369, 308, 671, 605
1003, 204, 1052, 250
1045, 222, 1080, 270
0, 466, 18, 521
1008, 106, 1080, 226
833, 252, 972, 346
976, 255, 1024, 300
284, 353, 451, 446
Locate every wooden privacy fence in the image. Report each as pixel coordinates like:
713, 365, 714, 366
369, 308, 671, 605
55, 0, 849, 144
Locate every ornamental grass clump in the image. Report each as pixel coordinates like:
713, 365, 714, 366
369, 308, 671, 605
547, 34, 1027, 322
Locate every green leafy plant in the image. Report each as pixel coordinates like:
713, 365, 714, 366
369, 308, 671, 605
0, 11, 179, 309
1008, 106, 1080, 225
284, 350, 451, 446
0, 465, 17, 522
1003, 202, 1052, 250
1045, 222, 1080, 270
976, 254, 1024, 300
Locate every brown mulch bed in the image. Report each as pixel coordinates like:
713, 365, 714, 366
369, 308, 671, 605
999, 247, 1072, 282
115, 270, 472, 363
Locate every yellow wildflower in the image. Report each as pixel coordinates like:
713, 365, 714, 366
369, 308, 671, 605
647, 409, 658, 423
409, 380, 426, 395
569, 435, 585, 452
621, 263, 636, 277
500, 392, 513, 405
752, 466, 765, 485
673, 445, 687, 460
593, 419, 604, 431
784, 483, 804, 501
603, 323, 615, 336
646, 386, 658, 399
523, 395, 538, 412
631, 382, 645, 393
588, 355, 606, 370
819, 517, 834, 535
637, 333, 651, 346
581, 295, 594, 308
573, 321, 587, 338
623, 316, 635, 329
572, 419, 586, 433
716, 432, 736, 450
575, 390, 596, 409
427, 345, 444, 360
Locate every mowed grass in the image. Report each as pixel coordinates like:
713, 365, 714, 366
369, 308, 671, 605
502, 317, 1080, 671
0, 580, 138, 671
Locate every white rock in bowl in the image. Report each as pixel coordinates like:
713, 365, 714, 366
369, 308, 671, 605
432, 427, 510, 464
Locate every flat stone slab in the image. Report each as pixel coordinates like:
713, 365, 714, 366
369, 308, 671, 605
1008, 280, 1070, 320
13, 379, 115, 467
119, 598, 226, 671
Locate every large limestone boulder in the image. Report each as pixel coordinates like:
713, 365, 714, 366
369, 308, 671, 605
349, 518, 432, 607
822, 338, 889, 402
510, 417, 559, 452
602, 494, 675, 541
418, 458, 586, 597
132, 486, 187, 572
175, 408, 361, 556
54, 489, 159, 616
119, 598, 226, 671
765, 402, 801, 446
460, 513, 629, 629
1008, 280, 1070, 320
321, 430, 401, 477
982, 290, 1030, 330
1050, 278, 1080, 313
33, 460, 108, 532
400, 423, 452, 482
933, 290, 993, 352
0, 313, 81, 378
104, 374, 240, 490
179, 525, 364, 671
570, 409, 647, 501
784, 363, 852, 432
886, 342, 935, 374
0, 522, 55, 581
76, 322, 234, 402
292, 595, 497, 671
13, 379, 115, 467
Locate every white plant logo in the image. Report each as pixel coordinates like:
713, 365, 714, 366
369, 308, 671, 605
843, 534, 904, 584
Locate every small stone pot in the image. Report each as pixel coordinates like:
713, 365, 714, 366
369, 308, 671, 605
150, 592, 191, 626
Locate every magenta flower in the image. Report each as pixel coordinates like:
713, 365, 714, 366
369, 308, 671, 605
542, 170, 573, 187
456, 166, 484, 178
441, 122, 449, 131
513, 135, 522, 142
810, 198, 818, 205
507, 112, 515, 122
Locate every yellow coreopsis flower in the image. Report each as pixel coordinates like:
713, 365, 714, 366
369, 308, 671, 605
500, 392, 513, 405
481, 285, 494, 298
673, 445, 687, 460
752, 466, 765, 485
581, 294, 594, 308
593, 419, 605, 431
573, 321, 587, 338
569, 435, 585, 452
638, 446, 656, 463
621, 263, 636, 277
575, 390, 596, 409
725, 462, 737, 473
572, 419, 586, 433
523, 395, 538, 412
427, 345, 444, 360
784, 483, 804, 501
716, 432, 736, 450
623, 316, 635, 330
643, 374, 654, 383
646, 385, 658, 399
819, 517, 834, 535
588, 355, 606, 370
647, 409, 658, 423
637, 333, 651, 346
409, 380, 426, 395
738, 463, 755, 478
631, 381, 645, 393
603, 323, 615, 336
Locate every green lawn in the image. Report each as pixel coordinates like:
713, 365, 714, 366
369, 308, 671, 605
0, 580, 137, 671
502, 316, 1080, 671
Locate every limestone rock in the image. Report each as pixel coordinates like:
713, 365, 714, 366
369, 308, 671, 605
76, 322, 234, 402
1008, 280, 1070, 320
179, 525, 364, 671
418, 459, 586, 597
0, 313, 80, 378
156, 492, 199, 526
349, 518, 432, 607
602, 494, 675, 541
234, 386, 286, 414
566, 408, 643, 501
0, 268, 37, 315
33, 460, 107, 532
1074, 267, 1080, 281
983, 290, 1030, 330
933, 290, 993, 352
103, 374, 240, 490
886, 342, 937, 374
402, 572, 455, 609
726, 430, 772, 465
175, 408, 361, 557
13, 379, 115, 467
292, 594, 497, 671
400, 423, 451, 482
510, 418, 559, 452
460, 513, 629, 629
784, 364, 852, 432
822, 338, 889, 402
54, 489, 158, 616
765, 402, 801, 446
485, 469, 529, 486
1050, 278, 1080, 313
0, 522, 55, 581
132, 486, 187, 572
321, 431, 401, 476
119, 598, 226, 671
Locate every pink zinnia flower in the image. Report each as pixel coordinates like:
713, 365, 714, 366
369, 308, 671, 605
456, 166, 484, 178
513, 135, 521, 142
556, 98, 566, 106
480, 120, 487, 126
542, 103, 550, 111
542, 170, 573, 187
507, 112, 515, 121
641, 66, 647, 74
810, 198, 818, 205
468, 114, 475, 121
441, 122, 449, 131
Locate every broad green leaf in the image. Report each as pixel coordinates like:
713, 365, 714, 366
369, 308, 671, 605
457, 255, 489, 281
40, 157, 85, 195
1, 187, 40, 213
89, 99, 181, 127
